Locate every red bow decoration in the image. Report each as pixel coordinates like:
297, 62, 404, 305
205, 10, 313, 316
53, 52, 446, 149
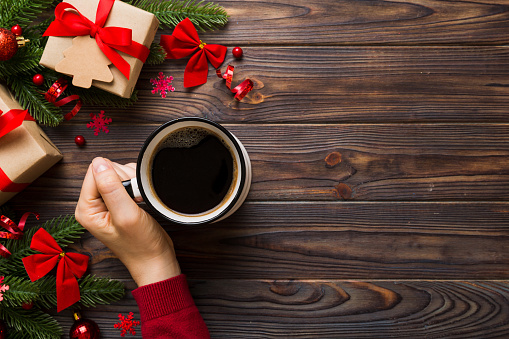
160, 18, 227, 87
0, 212, 39, 258
43, 0, 150, 80
0, 109, 35, 192
22, 228, 89, 312
44, 78, 83, 121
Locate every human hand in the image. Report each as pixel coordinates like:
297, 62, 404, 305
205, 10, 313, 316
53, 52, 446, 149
75, 157, 181, 287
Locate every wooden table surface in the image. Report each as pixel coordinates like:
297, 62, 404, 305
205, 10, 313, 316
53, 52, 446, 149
9, 0, 509, 337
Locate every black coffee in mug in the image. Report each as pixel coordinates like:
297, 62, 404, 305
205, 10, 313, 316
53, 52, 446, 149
150, 127, 237, 215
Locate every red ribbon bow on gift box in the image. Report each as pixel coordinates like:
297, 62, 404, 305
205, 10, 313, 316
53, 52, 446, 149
0, 109, 35, 193
22, 228, 89, 312
43, 0, 150, 80
161, 18, 227, 87
0, 212, 39, 258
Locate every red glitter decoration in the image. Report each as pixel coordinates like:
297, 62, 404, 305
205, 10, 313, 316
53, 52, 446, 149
114, 312, 140, 337
0, 276, 9, 302
150, 72, 175, 98
11, 25, 22, 36
0, 28, 18, 61
232, 46, 243, 58
87, 111, 112, 136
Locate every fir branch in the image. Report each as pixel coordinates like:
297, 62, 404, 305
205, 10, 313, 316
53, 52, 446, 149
0, 216, 85, 277
6, 76, 63, 127
0, 0, 56, 28
66, 84, 139, 108
147, 42, 167, 65
127, 0, 229, 31
0, 205, 16, 221
2, 276, 40, 308
0, 307, 62, 339
78, 275, 125, 308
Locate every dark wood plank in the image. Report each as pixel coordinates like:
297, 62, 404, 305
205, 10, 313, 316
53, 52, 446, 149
50, 279, 509, 338
70, 46, 509, 124
12, 202, 509, 280
195, 0, 509, 45
14, 124, 509, 203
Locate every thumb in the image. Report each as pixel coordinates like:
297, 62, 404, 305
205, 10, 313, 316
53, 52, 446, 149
92, 157, 139, 219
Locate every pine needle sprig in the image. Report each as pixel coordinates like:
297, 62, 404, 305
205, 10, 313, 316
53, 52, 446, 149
0, 307, 62, 339
6, 76, 63, 127
2, 276, 41, 308
78, 275, 125, 308
0, 0, 56, 28
65, 84, 139, 108
146, 42, 167, 65
127, 0, 229, 31
0, 215, 85, 276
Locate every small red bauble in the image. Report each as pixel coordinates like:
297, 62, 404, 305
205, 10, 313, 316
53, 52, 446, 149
0, 319, 6, 339
32, 74, 44, 86
10, 25, 22, 36
70, 313, 100, 339
232, 46, 243, 58
21, 301, 34, 310
0, 28, 18, 61
75, 135, 86, 146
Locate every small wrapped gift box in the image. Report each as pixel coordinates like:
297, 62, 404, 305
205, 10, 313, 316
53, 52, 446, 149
40, 0, 159, 98
0, 85, 63, 206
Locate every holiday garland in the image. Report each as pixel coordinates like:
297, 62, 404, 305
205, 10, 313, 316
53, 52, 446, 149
0, 0, 228, 126
0, 215, 125, 338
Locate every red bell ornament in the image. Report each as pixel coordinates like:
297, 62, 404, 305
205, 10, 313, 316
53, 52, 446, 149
70, 312, 100, 339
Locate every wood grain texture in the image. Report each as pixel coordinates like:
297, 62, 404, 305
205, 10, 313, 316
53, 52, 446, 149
195, 0, 509, 45
48, 279, 509, 338
12, 202, 509, 280
70, 47, 509, 124
12, 124, 509, 204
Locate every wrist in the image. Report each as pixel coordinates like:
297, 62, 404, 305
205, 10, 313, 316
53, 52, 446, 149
124, 252, 181, 287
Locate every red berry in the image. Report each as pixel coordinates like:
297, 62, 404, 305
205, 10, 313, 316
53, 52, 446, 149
21, 301, 33, 310
75, 135, 86, 146
11, 24, 22, 36
232, 47, 243, 58
32, 74, 44, 86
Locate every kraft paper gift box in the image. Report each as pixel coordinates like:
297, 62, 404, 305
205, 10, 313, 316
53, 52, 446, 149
0, 85, 63, 206
40, 0, 159, 98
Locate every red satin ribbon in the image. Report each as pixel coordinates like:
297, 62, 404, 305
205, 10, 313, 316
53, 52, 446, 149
216, 65, 254, 101
0, 212, 39, 258
43, 0, 150, 80
23, 228, 89, 312
160, 18, 227, 87
44, 78, 83, 120
0, 109, 36, 192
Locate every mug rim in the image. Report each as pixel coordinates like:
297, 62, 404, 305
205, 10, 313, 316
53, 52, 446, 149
136, 117, 247, 225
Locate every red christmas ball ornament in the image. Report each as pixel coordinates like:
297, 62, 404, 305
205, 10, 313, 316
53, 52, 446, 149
70, 312, 100, 339
0, 319, 6, 339
21, 301, 34, 310
32, 74, 44, 86
10, 25, 22, 36
75, 135, 86, 146
232, 46, 243, 59
0, 28, 18, 61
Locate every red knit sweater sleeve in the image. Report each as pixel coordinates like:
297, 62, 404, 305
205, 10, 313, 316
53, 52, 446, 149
132, 274, 210, 339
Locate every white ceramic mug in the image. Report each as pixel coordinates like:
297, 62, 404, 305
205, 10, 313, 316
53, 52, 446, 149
123, 117, 252, 224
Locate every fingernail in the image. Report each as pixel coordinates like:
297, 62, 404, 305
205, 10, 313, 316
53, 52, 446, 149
92, 157, 110, 173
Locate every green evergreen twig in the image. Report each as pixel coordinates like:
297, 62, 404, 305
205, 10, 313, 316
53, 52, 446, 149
0, 307, 62, 339
127, 0, 229, 31
146, 42, 167, 65
0, 0, 55, 28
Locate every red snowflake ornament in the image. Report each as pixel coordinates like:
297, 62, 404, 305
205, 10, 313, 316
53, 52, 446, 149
0, 276, 9, 302
114, 312, 140, 337
87, 111, 112, 136
150, 72, 175, 98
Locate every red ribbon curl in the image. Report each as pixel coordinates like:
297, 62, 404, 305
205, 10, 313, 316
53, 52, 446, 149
216, 65, 254, 101
0, 109, 36, 192
22, 228, 89, 312
44, 78, 83, 121
0, 212, 39, 258
160, 18, 227, 88
43, 0, 150, 80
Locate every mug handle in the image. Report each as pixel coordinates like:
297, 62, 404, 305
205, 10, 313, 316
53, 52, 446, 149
122, 178, 142, 201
